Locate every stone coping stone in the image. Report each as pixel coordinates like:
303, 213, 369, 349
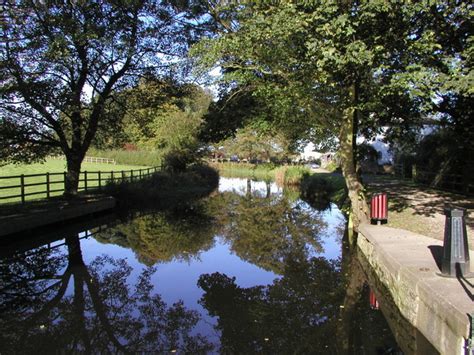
358, 224, 473, 355
0, 196, 116, 237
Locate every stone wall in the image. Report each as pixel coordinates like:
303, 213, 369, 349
357, 224, 472, 355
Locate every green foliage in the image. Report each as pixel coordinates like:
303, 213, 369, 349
162, 150, 196, 173
325, 161, 339, 173
97, 77, 212, 156
0, 1, 211, 193
105, 164, 219, 208
212, 162, 275, 181
192, 1, 472, 221
217, 125, 292, 163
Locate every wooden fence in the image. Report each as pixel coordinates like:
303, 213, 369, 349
394, 164, 473, 194
0, 166, 161, 204
51, 155, 116, 164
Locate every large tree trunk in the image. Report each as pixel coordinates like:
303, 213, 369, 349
64, 151, 85, 197
339, 85, 370, 231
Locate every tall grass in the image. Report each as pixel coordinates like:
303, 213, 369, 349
211, 162, 275, 181
87, 148, 162, 167
274, 166, 311, 186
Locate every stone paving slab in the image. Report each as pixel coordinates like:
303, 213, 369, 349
358, 224, 473, 355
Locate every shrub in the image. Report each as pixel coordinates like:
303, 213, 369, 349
284, 166, 311, 186
188, 164, 220, 189
105, 164, 219, 209
300, 174, 347, 210
325, 161, 339, 173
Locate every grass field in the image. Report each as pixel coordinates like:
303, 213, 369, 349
0, 159, 151, 204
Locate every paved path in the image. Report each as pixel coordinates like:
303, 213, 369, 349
365, 176, 474, 251
359, 224, 474, 354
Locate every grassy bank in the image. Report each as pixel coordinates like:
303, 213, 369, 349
0, 159, 148, 203
211, 162, 312, 186
87, 148, 162, 166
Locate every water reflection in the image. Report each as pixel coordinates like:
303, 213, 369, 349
0, 235, 213, 354
0, 177, 407, 353
95, 205, 216, 266
198, 255, 343, 353
209, 191, 328, 274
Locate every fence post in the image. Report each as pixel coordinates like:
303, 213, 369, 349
20, 174, 25, 204
84, 171, 88, 192
139, 169, 142, 179
130, 170, 134, 182
46, 172, 50, 198
64, 172, 67, 193
98, 171, 102, 191
111, 171, 114, 183
121, 170, 125, 182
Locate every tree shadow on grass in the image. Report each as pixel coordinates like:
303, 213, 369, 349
366, 175, 474, 229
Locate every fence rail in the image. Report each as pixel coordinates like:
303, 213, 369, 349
394, 164, 473, 194
50, 155, 116, 165
0, 166, 161, 204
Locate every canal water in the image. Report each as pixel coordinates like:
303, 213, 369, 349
0, 177, 403, 354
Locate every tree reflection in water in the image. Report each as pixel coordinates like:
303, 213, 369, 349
0, 180, 401, 353
0, 235, 213, 354
197, 253, 344, 354
208, 191, 329, 274
95, 204, 217, 266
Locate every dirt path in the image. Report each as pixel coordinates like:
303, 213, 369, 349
365, 176, 474, 251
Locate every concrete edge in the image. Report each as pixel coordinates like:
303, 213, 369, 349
358, 224, 472, 354
0, 196, 116, 237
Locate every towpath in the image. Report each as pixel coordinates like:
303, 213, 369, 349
365, 175, 474, 251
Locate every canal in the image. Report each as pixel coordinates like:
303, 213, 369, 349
1, 177, 406, 354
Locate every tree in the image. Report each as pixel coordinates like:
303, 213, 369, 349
192, 1, 472, 228
219, 125, 291, 163
0, 1, 206, 195
95, 76, 213, 155
200, 85, 270, 144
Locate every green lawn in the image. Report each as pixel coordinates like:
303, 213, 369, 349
0, 159, 151, 204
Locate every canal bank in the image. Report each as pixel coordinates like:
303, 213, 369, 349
357, 224, 473, 354
0, 195, 116, 237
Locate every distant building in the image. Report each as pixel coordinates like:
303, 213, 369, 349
320, 152, 335, 167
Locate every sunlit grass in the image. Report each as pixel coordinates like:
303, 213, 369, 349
0, 159, 150, 204
210, 162, 275, 181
